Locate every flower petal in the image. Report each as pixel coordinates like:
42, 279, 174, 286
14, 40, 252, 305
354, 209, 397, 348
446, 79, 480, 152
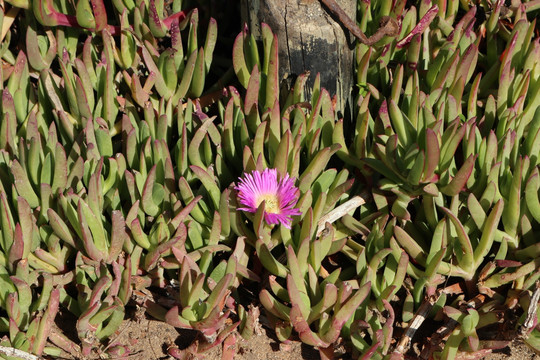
235, 168, 302, 227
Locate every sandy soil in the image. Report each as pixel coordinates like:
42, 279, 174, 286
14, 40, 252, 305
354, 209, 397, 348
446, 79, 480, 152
89, 316, 538, 360
108, 317, 320, 360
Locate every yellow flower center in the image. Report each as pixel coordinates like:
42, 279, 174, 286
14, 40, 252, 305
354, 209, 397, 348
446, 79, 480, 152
257, 194, 280, 214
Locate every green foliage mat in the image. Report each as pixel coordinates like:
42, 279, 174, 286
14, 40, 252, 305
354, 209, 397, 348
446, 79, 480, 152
0, 0, 538, 359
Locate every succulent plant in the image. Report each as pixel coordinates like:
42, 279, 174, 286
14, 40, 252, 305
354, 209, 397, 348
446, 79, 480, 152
291, 0, 539, 358
0, 0, 537, 359
0, 0, 233, 356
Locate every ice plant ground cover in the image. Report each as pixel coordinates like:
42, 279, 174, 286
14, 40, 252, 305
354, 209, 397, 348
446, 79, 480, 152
0, 0, 538, 359
235, 169, 302, 229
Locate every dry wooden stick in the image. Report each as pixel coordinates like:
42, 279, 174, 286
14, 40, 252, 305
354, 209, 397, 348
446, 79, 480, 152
519, 280, 540, 338
0, 346, 41, 360
419, 317, 458, 360
393, 293, 439, 354
316, 193, 370, 237
319, 0, 399, 45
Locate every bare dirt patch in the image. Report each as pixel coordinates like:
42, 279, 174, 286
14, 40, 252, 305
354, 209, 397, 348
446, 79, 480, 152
95, 316, 538, 360
109, 317, 320, 360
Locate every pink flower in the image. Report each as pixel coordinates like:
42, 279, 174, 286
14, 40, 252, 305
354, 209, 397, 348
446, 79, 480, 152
235, 169, 302, 229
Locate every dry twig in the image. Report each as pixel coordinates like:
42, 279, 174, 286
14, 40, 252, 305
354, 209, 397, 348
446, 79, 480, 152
316, 193, 370, 237
0, 346, 41, 360
518, 280, 540, 338
394, 293, 439, 354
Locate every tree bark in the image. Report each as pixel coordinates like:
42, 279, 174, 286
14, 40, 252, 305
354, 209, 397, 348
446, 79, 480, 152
241, 0, 356, 112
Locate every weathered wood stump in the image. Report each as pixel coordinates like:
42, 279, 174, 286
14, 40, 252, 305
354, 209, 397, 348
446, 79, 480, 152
241, 0, 356, 112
